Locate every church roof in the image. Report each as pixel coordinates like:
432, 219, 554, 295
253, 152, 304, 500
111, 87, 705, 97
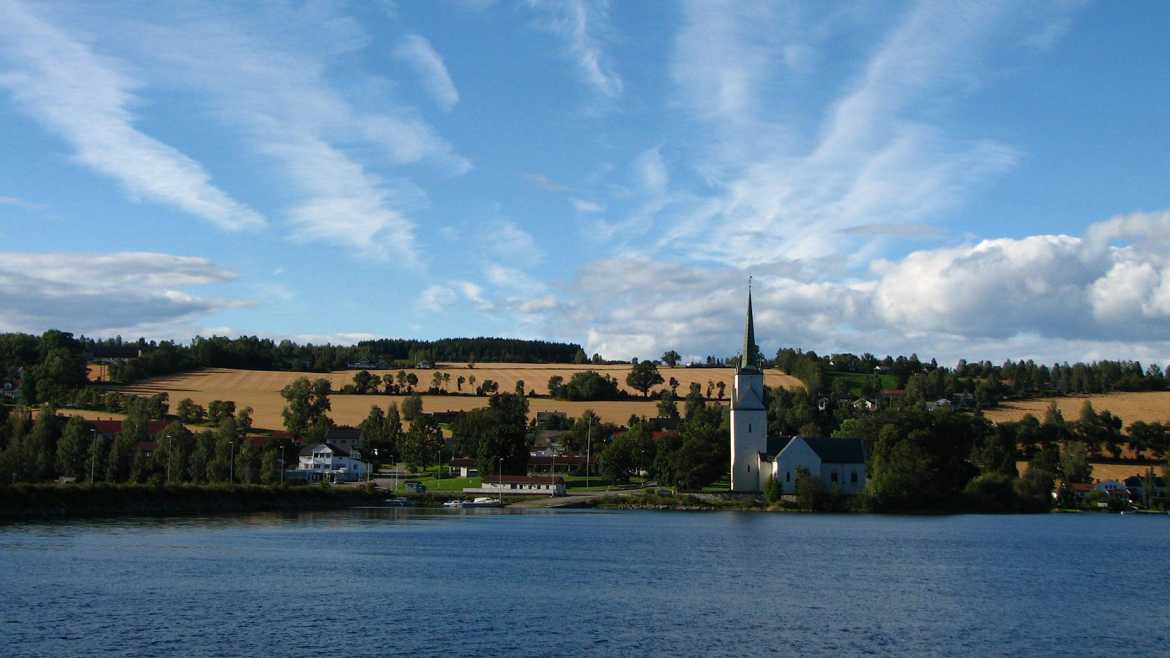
766, 436, 793, 455
739, 282, 760, 372
799, 436, 867, 464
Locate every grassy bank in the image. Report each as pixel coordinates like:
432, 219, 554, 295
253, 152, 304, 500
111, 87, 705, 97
0, 483, 393, 521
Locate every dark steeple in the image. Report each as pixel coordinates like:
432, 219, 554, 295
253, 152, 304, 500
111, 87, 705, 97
739, 277, 759, 372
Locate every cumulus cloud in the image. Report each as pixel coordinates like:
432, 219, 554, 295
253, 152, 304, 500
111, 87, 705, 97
526, 0, 623, 98
560, 206, 1170, 362
394, 34, 459, 111
0, 252, 242, 335
0, 2, 265, 232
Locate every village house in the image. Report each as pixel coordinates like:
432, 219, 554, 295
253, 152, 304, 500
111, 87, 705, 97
324, 427, 363, 455
295, 443, 369, 483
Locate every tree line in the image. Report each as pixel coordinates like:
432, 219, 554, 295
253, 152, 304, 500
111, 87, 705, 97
0, 399, 289, 486
773, 347, 1169, 404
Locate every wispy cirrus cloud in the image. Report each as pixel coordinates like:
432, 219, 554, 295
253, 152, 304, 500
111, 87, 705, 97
0, 1, 265, 232
15, 2, 471, 262
658, 0, 1033, 268
526, 0, 622, 98
394, 34, 459, 111
0, 195, 45, 211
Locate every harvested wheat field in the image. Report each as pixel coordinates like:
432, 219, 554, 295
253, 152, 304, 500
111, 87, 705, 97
1017, 461, 1165, 483
111, 365, 802, 429
985, 392, 1170, 428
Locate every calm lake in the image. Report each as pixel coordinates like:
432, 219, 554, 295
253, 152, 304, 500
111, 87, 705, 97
1, 510, 1167, 657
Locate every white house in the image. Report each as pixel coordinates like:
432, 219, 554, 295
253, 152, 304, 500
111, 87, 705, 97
770, 436, 867, 495
297, 443, 369, 483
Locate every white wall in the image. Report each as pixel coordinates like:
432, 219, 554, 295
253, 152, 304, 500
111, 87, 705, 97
730, 371, 767, 492
775, 439, 822, 494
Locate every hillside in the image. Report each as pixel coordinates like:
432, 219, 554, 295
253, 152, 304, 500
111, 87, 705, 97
106, 364, 805, 428
983, 392, 1170, 427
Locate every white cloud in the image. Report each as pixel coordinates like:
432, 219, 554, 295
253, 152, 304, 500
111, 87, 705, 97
42, 3, 471, 261
455, 280, 493, 310
586, 147, 675, 242
417, 285, 457, 312
0, 2, 265, 232
0, 195, 44, 211
561, 206, 1170, 363
571, 198, 604, 213
0, 251, 242, 335
394, 34, 459, 111
662, 1, 1029, 268
525, 173, 570, 192
527, 0, 623, 98
484, 221, 544, 267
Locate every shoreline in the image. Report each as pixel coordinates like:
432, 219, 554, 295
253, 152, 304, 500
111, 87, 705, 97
2, 484, 1165, 522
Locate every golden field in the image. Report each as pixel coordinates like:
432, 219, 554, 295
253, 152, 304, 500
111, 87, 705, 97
1017, 461, 1165, 483
984, 392, 1170, 428
107, 364, 804, 429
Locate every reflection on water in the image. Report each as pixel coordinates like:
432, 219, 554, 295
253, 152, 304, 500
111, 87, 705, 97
1, 510, 1168, 657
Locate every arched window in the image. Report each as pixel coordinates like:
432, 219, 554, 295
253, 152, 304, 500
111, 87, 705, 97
785, 471, 791, 482
748, 424, 752, 433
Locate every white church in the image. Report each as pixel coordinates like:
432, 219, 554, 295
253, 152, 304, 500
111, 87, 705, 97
729, 287, 868, 494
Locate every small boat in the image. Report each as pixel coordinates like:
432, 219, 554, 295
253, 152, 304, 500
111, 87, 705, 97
442, 500, 462, 508
461, 496, 503, 508
383, 497, 414, 507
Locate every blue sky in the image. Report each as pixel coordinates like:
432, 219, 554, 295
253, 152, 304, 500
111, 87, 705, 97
2, 0, 1170, 366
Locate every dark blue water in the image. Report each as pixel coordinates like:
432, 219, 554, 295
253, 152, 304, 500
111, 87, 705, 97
1, 510, 1167, 657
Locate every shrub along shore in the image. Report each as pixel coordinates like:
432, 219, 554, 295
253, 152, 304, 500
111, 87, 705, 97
0, 483, 400, 521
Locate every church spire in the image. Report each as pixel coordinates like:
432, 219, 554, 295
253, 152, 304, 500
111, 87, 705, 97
740, 277, 759, 371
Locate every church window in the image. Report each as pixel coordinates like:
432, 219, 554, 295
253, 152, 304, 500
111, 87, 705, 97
851, 471, 858, 483
831, 472, 838, 483
785, 471, 791, 482
748, 424, 751, 433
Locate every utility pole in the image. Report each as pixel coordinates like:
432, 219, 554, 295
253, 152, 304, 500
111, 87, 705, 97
586, 415, 592, 489
229, 442, 235, 484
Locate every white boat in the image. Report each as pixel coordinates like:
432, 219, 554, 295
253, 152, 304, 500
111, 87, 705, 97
445, 496, 503, 509
462, 496, 503, 508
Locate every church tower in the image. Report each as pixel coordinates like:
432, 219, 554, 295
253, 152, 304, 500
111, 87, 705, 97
730, 282, 767, 492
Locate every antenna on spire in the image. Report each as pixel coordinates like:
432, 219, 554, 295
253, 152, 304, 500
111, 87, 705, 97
748, 274, 752, 293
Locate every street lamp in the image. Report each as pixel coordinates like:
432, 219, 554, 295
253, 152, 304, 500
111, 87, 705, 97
164, 434, 173, 483
89, 428, 100, 484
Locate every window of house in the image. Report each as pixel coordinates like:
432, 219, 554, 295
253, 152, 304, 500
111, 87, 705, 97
831, 472, 838, 483
785, 471, 791, 482
851, 471, 858, 483
748, 424, 752, 433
